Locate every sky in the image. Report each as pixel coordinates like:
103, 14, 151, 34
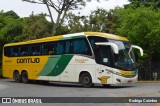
0, 0, 129, 20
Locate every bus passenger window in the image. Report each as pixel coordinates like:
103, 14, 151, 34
56, 42, 64, 55
11, 47, 19, 57
21, 51, 28, 56
20, 45, 29, 56
65, 41, 71, 54
33, 50, 40, 55
42, 42, 55, 55
49, 48, 55, 55
73, 38, 92, 56
31, 44, 40, 56
4, 47, 11, 57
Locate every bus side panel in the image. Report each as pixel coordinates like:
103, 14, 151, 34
3, 55, 51, 80
3, 64, 13, 79
38, 55, 73, 82
3, 57, 15, 79
29, 55, 56, 80
76, 64, 96, 83
60, 64, 76, 82
59, 55, 97, 83
38, 55, 61, 81
73, 56, 97, 83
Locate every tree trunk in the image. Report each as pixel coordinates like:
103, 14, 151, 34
52, 25, 56, 35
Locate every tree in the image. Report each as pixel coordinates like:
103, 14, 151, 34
65, 8, 118, 34
0, 11, 21, 43
15, 14, 51, 41
0, 10, 16, 29
0, 18, 24, 43
22, 0, 87, 35
22, 0, 107, 35
65, 12, 87, 33
4, 10, 19, 19
89, 8, 108, 32
127, 0, 160, 9
89, 8, 118, 33
114, 6, 160, 61
0, 11, 22, 62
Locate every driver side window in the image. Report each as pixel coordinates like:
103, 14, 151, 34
94, 45, 113, 67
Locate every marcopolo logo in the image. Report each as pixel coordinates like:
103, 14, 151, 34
2, 98, 11, 103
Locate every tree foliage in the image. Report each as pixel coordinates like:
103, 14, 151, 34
65, 8, 117, 34
22, 0, 108, 35
0, 19, 24, 43
16, 14, 51, 41
3, 10, 19, 19
127, 0, 160, 9
22, 0, 87, 35
114, 6, 160, 60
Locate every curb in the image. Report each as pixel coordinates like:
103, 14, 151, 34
138, 81, 160, 83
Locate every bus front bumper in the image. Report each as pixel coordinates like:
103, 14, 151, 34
112, 74, 138, 84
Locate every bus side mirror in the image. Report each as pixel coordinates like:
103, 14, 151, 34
129, 45, 143, 56
95, 42, 119, 54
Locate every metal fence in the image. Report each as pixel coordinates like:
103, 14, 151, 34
138, 62, 160, 80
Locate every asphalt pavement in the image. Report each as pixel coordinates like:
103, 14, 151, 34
0, 78, 159, 106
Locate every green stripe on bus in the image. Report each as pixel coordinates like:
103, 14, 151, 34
38, 55, 61, 76
71, 36, 85, 39
60, 35, 85, 40
47, 55, 73, 76
132, 70, 138, 74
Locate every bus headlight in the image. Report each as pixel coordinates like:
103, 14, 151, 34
106, 69, 123, 76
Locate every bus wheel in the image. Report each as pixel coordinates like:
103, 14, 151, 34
21, 71, 29, 83
13, 71, 21, 83
80, 73, 93, 88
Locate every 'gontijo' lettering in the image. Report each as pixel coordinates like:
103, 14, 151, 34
17, 58, 40, 63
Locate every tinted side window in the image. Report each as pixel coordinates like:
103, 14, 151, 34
72, 38, 92, 56
65, 40, 72, 54
19, 45, 29, 56
94, 45, 113, 67
11, 46, 20, 56
4, 47, 11, 57
88, 36, 107, 51
4, 38, 92, 57
42, 42, 55, 55
31, 44, 41, 56
56, 42, 64, 55
4, 46, 28, 57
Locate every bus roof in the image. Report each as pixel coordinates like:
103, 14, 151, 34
84, 32, 128, 41
4, 32, 128, 47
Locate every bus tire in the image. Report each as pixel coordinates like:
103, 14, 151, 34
13, 71, 21, 83
21, 71, 29, 83
80, 73, 93, 88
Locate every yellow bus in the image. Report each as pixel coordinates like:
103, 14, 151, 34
2, 32, 143, 87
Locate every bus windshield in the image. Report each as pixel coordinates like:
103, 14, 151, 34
88, 36, 139, 71
109, 39, 136, 71
93, 39, 137, 71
